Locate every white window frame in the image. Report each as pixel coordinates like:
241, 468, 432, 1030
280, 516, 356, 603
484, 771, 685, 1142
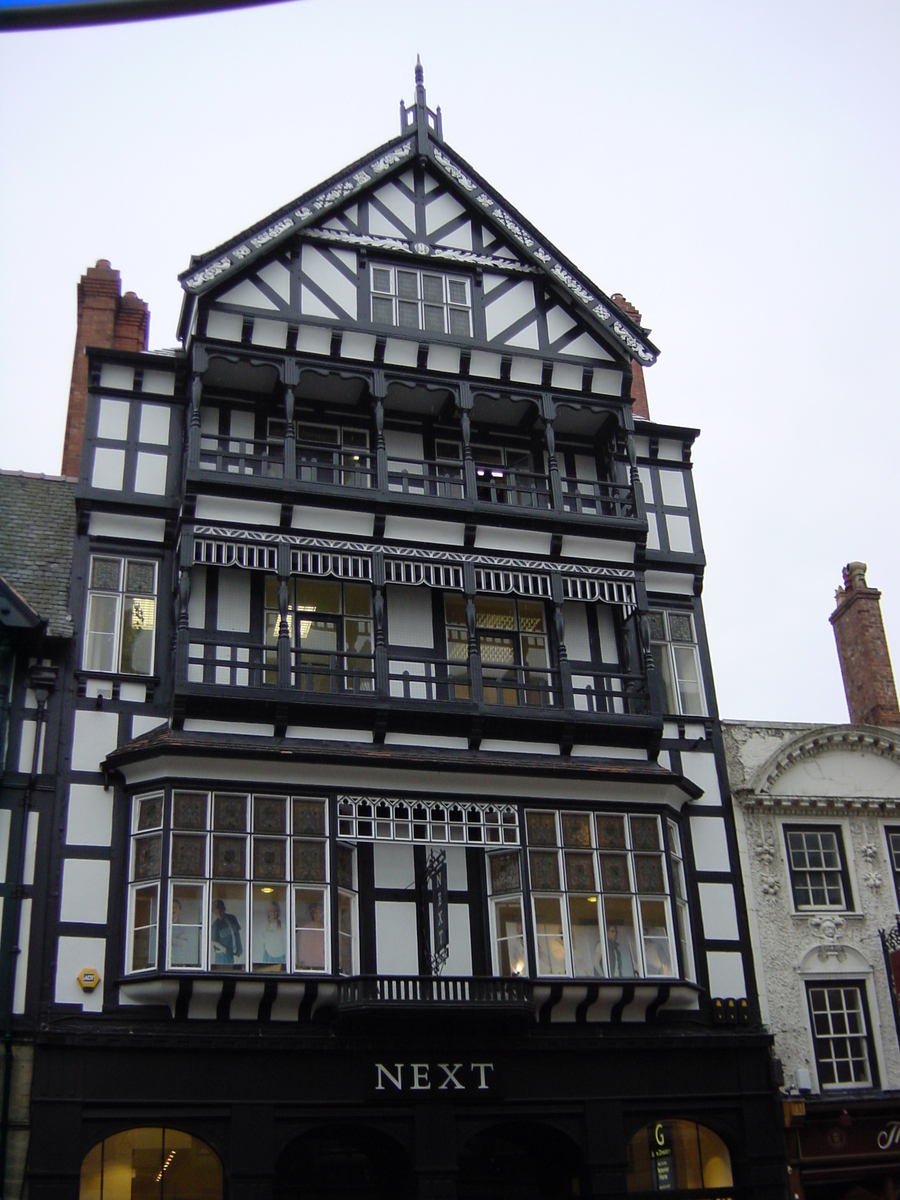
784, 825, 852, 912
807, 981, 875, 1090
83, 555, 158, 676
370, 264, 472, 337
648, 608, 706, 717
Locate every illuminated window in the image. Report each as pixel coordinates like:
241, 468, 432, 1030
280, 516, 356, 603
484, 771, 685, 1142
80, 1127, 222, 1200
265, 576, 374, 693
83, 556, 157, 675
445, 594, 552, 707
626, 1121, 732, 1192
371, 265, 472, 337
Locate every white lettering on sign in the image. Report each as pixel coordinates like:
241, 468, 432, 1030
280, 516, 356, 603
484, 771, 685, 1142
878, 1121, 900, 1150
374, 1063, 495, 1092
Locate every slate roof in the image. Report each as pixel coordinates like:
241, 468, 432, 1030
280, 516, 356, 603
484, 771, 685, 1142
0, 471, 76, 638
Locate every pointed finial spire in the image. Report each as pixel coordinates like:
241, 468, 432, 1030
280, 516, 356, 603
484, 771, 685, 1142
415, 54, 426, 108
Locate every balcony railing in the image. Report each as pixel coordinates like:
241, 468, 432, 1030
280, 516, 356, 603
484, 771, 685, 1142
337, 975, 531, 1008
191, 433, 640, 526
178, 636, 656, 723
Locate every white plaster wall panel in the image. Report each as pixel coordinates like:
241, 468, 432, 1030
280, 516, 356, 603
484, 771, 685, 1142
665, 515, 694, 554
23, 812, 38, 886
297, 325, 332, 354
96, 397, 130, 440
141, 370, 176, 396
183, 719, 275, 736
88, 510, 166, 542
291, 507, 375, 537
132, 716, 167, 738
480, 740, 559, 755
256, 258, 291, 302
55, 935, 105, 1012
637, 466, 654, 504
134, 452, 168, 496
60, 859, 110, 925
422, 172, 438, 194
646, 513, 660, 551
17, 719, 44, 774
300, 288, 337, 321
427, 345, 461, 373
574, 455, 598, 485
189, 980, 224, 1019
706, 951, 747, 999
644, 570, 695, 596
596, 606, 619, 664
659, 469, 687, 508
482, 227, 496, 246
372, 181, 416, 233
205, 311, 244, 341
375, 902, 419, 975
699, 883, 740, 941
99, 364, 134, 392
680, 751, 722, 806
216, 644, 248, 687
218, 278, 278, 309
230, 981, 267, 1020
384, 732, 468, 750
0, 810, 10, 880
340, 333, 376, 361
66, 784, 114, 846
690, 816, 731, 873
493, 246, 518, 260
632, 436, 651, 457
591, 370, 623, 395
85, 681, 113, 701
216, 570, 251, 634
121, 686, 147, 706
72, 710, 119, 772
546, 306, 577, 343
563, 332, 614, 362
657, 438, 683, 462
13, 900, 30, 1014
770, 749, 900, 798
446, 905, 473, 976
509, 357, 543, 386
389, 660, 427, 699
684, 724, 706, 740
386, 584, 434, 649
484, 280, 536, 341
383, 339, 419, 368
251, 318, 288, 349
444, 845, 468, 891
469, 351, 502, 379
434, 224, 473, 251
301, 245, 357, 320
425, 190, 465, 234
560, 536, 635, 564
138, 403, 170, 445
551, 363, 583, 392
474, 527, 552, 556
199, 405, 219, 459
284, 726, 372, 743
194, 496, 280, 526
91, 448, 125, 491
505, 322, 540, 350
188, 644, 203, 684
374, 842, 415, 889
382, 516, 465, 546
188, 566, 207, 629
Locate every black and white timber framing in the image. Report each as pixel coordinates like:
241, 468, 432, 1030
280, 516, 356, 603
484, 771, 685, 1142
3, 64, 785, 1200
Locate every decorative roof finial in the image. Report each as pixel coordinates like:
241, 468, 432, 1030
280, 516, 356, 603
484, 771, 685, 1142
415, 54, 426, 108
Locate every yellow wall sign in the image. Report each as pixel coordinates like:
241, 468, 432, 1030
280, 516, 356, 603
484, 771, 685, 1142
77, 968, 100, 992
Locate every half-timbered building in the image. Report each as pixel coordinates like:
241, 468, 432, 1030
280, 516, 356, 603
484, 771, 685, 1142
18, 65, 784, 1199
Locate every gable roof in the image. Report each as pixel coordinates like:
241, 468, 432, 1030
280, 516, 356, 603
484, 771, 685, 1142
178, 67, 658, 368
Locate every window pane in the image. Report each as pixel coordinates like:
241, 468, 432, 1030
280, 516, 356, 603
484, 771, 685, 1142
604, 896, 638, 977
134, 835, 161, 880
640, 899, 673, 975
294, 798, 326, 837
599, 853, 630, 893
448, 280, 468, 305
171, 834, 206, 878
448, 307, 470, 336
253, 838, 286, 880
397, 271, 418, 300
423, 305, 445, 333
120, 595, 155, 675
170, 884, 203, 968
596, 815, 626, 850
526, 811, 557, 847
569, 895, 603, 977
85, 594, 119, 672
493, 899, 526, 976
295, 888, 327, 971
214, 794, 247, 832
673, 645, 704, 715
297, 578, 341, 613
562, 813, 592, 848
490, 852, 521, 895
125, 561, 155, 594
529, 850, 560, 890
565, 851, 595, 892
634, 855, 665, 894
136, 794, 163, 832
210, 884, 246, 970
372, 267, 392, 293
255, 796, 286, 834
293, 840, 326, 882
131, 885, 158, 970
422, 275, 443, 303
631, 816, 661, 851
173, 792, 207, 830
213, 836, 246, 878
534, 897, 566, 975
338, 891, 356, 975
372, 296, 394, 324
252, 884, 287, 971
398, 301, 419, 329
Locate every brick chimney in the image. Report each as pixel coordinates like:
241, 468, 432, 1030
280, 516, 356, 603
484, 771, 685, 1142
610, 293, 650, 420
61, 261, 150, 478
830, 562, 900, 727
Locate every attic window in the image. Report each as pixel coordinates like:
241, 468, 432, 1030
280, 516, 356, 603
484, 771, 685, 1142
371, 265, 471, 337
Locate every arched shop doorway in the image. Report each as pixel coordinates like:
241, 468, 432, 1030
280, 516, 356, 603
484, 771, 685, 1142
79, 1128, 222, 1200
458, 1122, 588, 1200
626, 1120, 733, 1193
274, 1126, 413, 1200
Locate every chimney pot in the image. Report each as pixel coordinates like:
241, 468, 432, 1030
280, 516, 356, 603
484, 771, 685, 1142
830, 563, 900, 728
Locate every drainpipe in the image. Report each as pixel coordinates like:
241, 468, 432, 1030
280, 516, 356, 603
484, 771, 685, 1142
0, 665, 55, 1188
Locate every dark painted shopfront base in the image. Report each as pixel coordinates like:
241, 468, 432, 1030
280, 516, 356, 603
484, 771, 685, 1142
26, 1022, 786, 1199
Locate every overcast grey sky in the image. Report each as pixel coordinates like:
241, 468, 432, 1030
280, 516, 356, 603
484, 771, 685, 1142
1, 0, 898, 726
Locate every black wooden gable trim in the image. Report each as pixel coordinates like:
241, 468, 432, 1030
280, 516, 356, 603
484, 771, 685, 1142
178, 118, 658, 367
